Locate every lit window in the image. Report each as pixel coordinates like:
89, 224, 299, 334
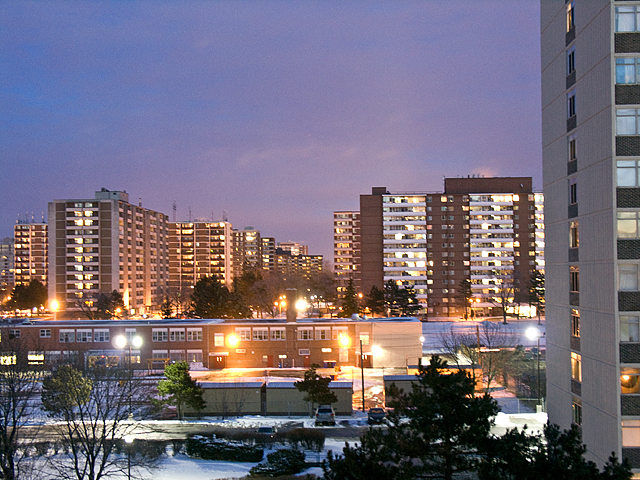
571, 352, 582, 382
569, 221, 579, 248
570, 266, 579, 292
621, 367, 640, 394
571, 310, 580, 337
618, 211, 640, 238
566, 1, 575, 32
620, 264, 640, 291
214, 333, 224, 347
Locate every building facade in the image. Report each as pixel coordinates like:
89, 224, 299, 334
232, 227, 262, 278
0, 316, 422, 371
541, 0, 640, 470
168, 221, 233, 290
48, 189, 169, 316
13, 222, 47, 286
339, 178, 541, 317
333, 211, 361, 297
0, 238, 14, 295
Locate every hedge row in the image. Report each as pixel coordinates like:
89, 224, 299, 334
186, 436, 264, 462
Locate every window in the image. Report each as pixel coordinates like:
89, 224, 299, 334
568, 134, 576, 161
571, 352, 582, 382
270, 328, 286, 340
567, 90, 576, 118
566, 1, 574, 33
621, 315, 640, 342
236, 328, 251, 341
170, 329, 185, 341
622, 367, 640, 394
360, 333, 370, 346
569, 221, 579, 248
315, 327, 330, 340
28, 351, 44, 365
187, 329, 202, 342
617, 109, 640, 135
567, 46, 575, 75
125, 329, 137, 342
152, 350, 168, 360
8, 330, 19, 339
94, 329, 109, 342
214, 333, 224, 347
76, 330, 92, 343
616, 57, 640, 84
620, 264, 640, 291
569, 178, 577, 205
618, 211, 640, 238
616, 6, 640, 33
570, 266, 579, 292
170, 350, 185, 363
571, 309, 580, 337
186, 350, 203, 363
152, 329, 168, 342
40, 329, 51, 338
253, 328, 268, 341
59, 330, 75, 343
298, 328, 313, 340
618, 160, 640, 187
572, 397, 582, 426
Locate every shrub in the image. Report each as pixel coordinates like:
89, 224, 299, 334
285, 428, 325, 452
249, 449, 306, 477
185, 436, 264, 462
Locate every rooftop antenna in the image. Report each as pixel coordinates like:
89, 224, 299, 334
41, 211, 45, 222
188, 207, 192, 222
172, 201, 176, 222
138, 198, 142, 207
223, 210, 228, 222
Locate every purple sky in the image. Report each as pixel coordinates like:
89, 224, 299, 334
1, 1, 541, 261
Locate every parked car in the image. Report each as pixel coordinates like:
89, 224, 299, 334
315, 405, 336, 426
367, 407, 386, 424
257, 426, 276, 437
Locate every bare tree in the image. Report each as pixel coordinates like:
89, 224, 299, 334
477, 321, 520, 393
0, 331, 44, 480
41, 365, 153, 480
489, 273, 515, 325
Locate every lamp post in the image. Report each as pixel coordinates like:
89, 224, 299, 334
114, 335, 143, 417
526, 327, 544, 408
123, 434, 134, 480
360, 340, 365, 412
50, 299, 59, 321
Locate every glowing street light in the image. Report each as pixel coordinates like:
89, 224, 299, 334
114, 335, 143, 417
226, 334, 239, 348
526, 327, 544, 408
50, 299, 59, 321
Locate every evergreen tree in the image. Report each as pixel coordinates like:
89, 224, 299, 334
157, 361, 206, 419
365, 285, 386, 317
529, 269, 545, 323
189, 276, 232, 318
457, 278, 473, 319
8, 279, 47, 310
340, 278, 359, 318
324, 356, 499, 480
383, 280, 420, 317
294, 364, 338, 413
161, 296, 173, 319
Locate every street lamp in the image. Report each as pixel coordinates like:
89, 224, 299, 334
123, 434, 134, 480
114, 335, 143, 417
50, 299, 59, 321
526, 327, 544, 408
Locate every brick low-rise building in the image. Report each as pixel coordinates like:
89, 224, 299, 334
3, 316, 421, 370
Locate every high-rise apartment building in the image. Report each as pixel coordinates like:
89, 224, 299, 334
275, 251, 323, 280
48, 189, 169, 316
541, 0, 640, 469
13, 222, 48, 286
333, 211, 360, 296
261, 237, 276, 271
168, 221, 233, 291
277, 242, 308, 256
338, 178, 541, 317
232, 227, 261, 278
0, 238, 14, 294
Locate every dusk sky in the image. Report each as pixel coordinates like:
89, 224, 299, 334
1, 1, 541, 261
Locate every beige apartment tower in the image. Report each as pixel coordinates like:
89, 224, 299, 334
13, 222, 48, 286
48, 189, 169, 316
541, 0, 640, 470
